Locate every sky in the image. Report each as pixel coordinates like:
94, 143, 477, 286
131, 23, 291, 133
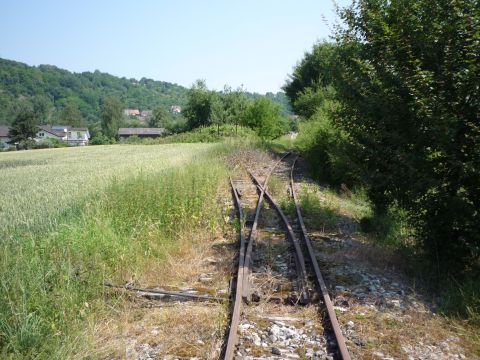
0, 0, 350, 94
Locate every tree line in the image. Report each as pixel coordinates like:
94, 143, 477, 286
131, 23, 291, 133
285, 0, 479, 284
183, 80, 294, 139
0, 58, 292, 128
5, 78, 294, 148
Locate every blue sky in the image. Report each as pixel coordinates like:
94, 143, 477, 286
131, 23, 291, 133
0, 0, 350, 94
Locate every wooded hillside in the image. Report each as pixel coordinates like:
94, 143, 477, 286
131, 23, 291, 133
0, 58, 291, 125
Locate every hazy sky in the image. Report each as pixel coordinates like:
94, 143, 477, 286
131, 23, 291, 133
0, 0, 350, 94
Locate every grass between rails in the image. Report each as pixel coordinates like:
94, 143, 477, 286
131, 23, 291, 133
0, 143, 233, 358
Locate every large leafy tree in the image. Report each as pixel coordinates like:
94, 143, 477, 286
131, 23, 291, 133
9, 109, 39, 144
100, 97, 123, 138
183, 80, 214, 129
149, 106, 171, 129
284, 42, 339, 118
335, 0, 480, 272
222, 85, 249, 132
60, 99, 85, 127
243, 97, 285, 139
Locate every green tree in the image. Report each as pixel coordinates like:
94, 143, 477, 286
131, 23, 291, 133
149, 106, 171, 129
243, 97, 284, 139
183, 80, 214, 129
284, 42, 339, 117
222, 85, 249, 132
335, 0, 480, 272
210, 92, 228, 134
100, 97, 123, 139
8, 109, 39, 145
60, 99, 85, 127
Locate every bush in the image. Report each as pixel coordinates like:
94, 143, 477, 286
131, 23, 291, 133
90, 134, 116, 145
119, 125, 259, 145
32, 140, 54, 149
294, 102, 357, 186
335, 0, 480, 274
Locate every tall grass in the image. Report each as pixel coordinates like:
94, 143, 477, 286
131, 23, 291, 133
0, 144, 217, 236
0, 144, 231, 358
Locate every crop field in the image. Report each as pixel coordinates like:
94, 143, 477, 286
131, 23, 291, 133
0, 143, 232, 358
0, 143, 217, 237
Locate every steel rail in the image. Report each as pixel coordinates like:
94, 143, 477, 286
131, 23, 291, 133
225, 152, 290, 359
242, 152, 290, 301
224, 178, 247, 359
248, 171, 310, 303
290, 155, 351, 360
104, 283, 226, 302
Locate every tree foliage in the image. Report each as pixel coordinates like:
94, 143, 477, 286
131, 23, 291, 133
59, 99, 86, 127
149, 106, 171, 129
183, 80, 215, 129
243, 97, 287, 139
100, 97, 123, 138
334, 0, 480, 272
0, 58, 293, 127
287, 0, 480, 274
8, 109, 39, 145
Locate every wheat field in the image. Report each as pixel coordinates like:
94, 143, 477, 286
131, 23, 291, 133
0, 143, 217, 237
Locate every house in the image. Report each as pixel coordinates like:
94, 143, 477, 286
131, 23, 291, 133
0, 125, 12, 148
124, 109, 141, 117
0, 125, 90, 148
170, 105, 181, 114
37, 125, 90, 146
118, 127, 167, 140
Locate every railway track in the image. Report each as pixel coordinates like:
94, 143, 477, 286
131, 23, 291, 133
225, 153, 351, 360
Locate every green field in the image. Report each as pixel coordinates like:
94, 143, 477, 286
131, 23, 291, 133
0, 144, 218, 236
0, 143, 231, 358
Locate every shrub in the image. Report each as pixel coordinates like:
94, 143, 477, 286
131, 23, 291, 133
90, 134, 116, 145
295, 102, 357, 186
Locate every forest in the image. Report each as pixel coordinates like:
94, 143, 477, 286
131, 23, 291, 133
0, 58, 291, 126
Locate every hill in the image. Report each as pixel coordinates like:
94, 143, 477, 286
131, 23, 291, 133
0, 58, 291, 125
0, 58, 188, 125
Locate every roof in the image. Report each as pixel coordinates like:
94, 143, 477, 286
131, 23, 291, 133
118, 128, 166, 136
0, 125, 10, 137
39, 125, 89, 135
38, 125, 65, 137
124, 109, 141, 116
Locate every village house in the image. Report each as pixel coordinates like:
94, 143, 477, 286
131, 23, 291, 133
0, 125, 90, 148
118, 127, 167, 141
0, 125, 12, 148
170, 105, 181, 114
123, 109, 141, 117
36, 125, 90, 146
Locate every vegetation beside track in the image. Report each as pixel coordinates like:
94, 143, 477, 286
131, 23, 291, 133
0, 143, 233, 358
283, 0, 480, 337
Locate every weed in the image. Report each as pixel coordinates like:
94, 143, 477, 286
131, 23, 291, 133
267, 174, 285, 197
0, 143, 232, 357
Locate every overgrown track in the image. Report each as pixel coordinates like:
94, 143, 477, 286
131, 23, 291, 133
225, 153, 351, 360
289, 155, 351, 360
225, 152, 290, 359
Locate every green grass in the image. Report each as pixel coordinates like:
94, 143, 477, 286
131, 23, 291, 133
0, 144, 217, 237
0, 143, 232, 358
124, 124, 259, 145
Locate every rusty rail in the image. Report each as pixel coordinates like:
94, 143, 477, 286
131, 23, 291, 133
104, 283, 226, 303
225, 152, 290, 359
290, 155, 351, 360
224, 178, 247, 359
248, 171, 310, 303
242, 152, 290, 301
